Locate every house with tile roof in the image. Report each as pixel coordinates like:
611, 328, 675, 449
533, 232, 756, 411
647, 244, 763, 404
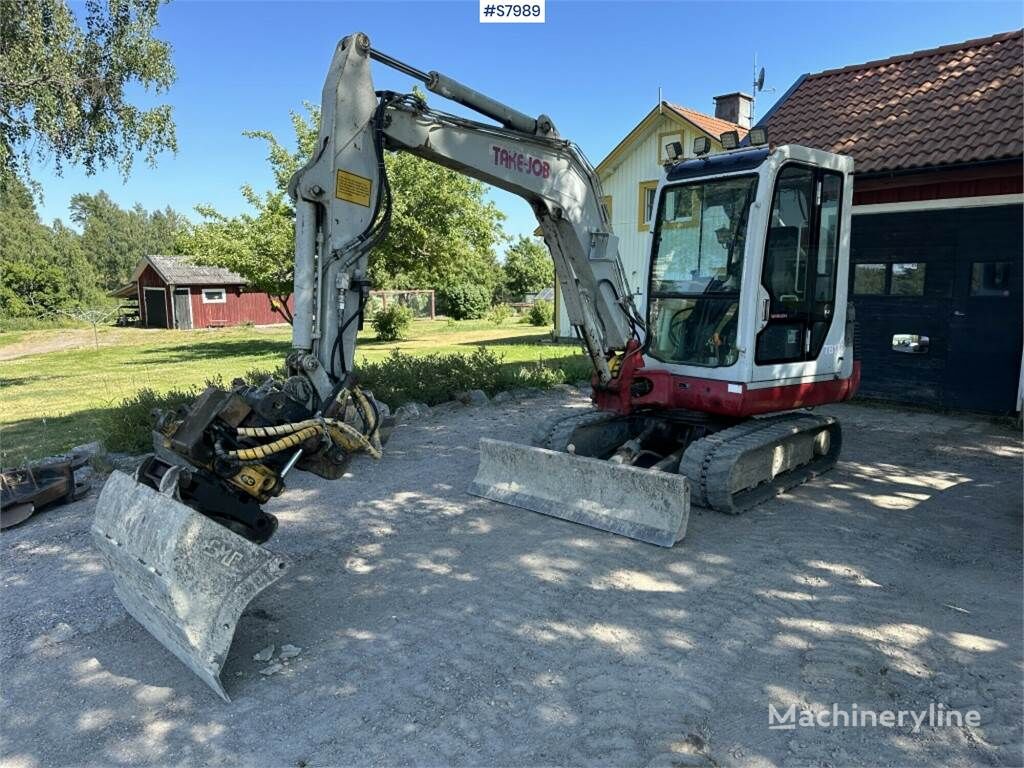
757, 29, 1022, 412
112, 254, 293, 329
553, 96, 750, 336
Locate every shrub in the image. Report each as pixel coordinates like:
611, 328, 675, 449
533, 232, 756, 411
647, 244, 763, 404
487, 303, 515, 325
355, 348, 590, 407
528, 299, 554, 326
439, 282, 491, 320
372, 303, 413, 341
97, 368, 281, 455
98, 385, 204, 454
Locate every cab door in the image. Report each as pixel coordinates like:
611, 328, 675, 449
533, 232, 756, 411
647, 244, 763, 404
752, 164, 843, 381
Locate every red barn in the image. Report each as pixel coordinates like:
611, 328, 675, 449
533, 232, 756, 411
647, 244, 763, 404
114, 255, 293, 329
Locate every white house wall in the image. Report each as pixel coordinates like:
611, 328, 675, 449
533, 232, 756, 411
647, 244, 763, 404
556, 114, 698, 337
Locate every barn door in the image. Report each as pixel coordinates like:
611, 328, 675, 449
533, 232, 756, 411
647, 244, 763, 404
144, 288, 168, 328
173, 288, 192, 330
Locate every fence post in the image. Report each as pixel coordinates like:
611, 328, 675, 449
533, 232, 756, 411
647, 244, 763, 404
429, 290, 435, 320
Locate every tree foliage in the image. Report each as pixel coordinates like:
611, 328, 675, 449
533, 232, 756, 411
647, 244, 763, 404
0, 175, 105, 315
70, 190, 184, 286
1, 176, 186, 318
0, 0, 177, 185
180, 102, 507, 321
502, 235, 553, 300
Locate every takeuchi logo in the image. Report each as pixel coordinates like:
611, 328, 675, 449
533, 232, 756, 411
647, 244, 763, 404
768, 702, 981, 733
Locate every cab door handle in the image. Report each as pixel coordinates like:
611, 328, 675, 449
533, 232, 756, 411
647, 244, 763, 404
762, 298, 769, 321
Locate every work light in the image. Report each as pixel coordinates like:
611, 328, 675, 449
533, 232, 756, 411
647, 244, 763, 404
748, 127, 768, 146
719, 131, 739, 150
693, 136, 711, 156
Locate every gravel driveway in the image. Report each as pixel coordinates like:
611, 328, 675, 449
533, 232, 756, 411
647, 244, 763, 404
2, 392, 1021, 767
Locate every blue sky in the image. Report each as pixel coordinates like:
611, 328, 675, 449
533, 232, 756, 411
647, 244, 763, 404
34, 0, 1023, 246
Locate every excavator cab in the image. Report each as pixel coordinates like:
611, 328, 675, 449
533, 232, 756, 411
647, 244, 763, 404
641, 144, 856, 399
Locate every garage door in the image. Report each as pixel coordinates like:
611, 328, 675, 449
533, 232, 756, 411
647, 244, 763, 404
850, 204, 1022, 413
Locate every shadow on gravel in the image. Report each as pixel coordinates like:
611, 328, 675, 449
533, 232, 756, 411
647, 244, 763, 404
1, 401, 1021, 766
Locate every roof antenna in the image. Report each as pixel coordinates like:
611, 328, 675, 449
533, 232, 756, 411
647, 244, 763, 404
658, 86, 663, 114
751, 53, 773, 121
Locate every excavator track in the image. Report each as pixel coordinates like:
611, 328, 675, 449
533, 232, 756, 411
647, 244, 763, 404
532, 409, 621, 451
679, 412, 841, 514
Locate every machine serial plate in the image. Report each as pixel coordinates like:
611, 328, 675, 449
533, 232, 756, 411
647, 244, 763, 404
335, 169, 372, 207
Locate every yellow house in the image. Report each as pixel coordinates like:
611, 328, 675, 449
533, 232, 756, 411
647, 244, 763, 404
554, 96, 750, 338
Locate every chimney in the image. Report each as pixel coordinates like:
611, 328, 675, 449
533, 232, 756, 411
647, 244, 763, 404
713, 92, 753, 130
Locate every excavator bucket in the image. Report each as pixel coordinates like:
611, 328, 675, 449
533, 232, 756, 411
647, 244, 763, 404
91, 471, 288, 701
470, 438, 690, 547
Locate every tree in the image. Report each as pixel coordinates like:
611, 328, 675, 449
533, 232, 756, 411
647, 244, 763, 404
0, 175, 105, 315
69, 190, 183, 287
178, 189, 295, 322
183, 102, 507, 321
502, 235, 553, 300
0, 0, 177, 186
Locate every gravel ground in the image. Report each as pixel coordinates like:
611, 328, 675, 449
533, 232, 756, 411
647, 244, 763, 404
1, 392, 1021, 767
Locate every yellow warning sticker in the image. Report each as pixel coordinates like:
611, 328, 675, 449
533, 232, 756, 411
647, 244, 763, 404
335, 170, 372, 207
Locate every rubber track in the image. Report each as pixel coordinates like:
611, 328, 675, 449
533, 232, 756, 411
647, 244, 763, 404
532, 409, 619, 452
678, 413, 842, 514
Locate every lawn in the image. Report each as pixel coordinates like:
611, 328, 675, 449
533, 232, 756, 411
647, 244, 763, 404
0, 320, 586, 463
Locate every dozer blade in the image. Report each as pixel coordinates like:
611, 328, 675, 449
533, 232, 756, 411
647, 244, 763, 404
470, 438, 689, 547
91, 471, 288, 701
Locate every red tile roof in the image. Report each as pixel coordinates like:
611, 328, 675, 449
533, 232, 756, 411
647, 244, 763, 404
761, 30, 1023, 174
667, 104, 748, 140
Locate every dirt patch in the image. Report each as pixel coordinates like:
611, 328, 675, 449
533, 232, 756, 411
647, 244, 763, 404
1, 395, 1020, 766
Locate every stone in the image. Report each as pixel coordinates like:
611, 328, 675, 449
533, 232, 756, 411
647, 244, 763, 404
492, 391, 514, 405
259, 663, 284, 676
253, 645, 275, 662
70, 442, 102, 459
394, 402, 431, 420
455, 389, 489, 406
279, 644, 302, 660
431, 400, 467, 417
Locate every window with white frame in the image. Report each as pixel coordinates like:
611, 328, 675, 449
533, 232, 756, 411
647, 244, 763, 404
202, 288, 227, 304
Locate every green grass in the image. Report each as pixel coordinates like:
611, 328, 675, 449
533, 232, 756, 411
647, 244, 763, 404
0, 320, 586, 463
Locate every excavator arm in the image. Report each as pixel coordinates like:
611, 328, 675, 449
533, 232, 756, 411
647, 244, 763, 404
289, 32, 638, 395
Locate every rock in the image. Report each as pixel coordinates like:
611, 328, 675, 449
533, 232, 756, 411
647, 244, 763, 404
510, 388, 543, 400
70, 442, 102, 459
394, 402, 431, 420
455, 389, 489, 406
106, 452, 144, 473
374, 401, 391, 419
253, 644, 275, 662
279, 644, 302, 660
27, 622, 76, 652
259, 663, 284, 676
431, 400, 466, 417
492, 391, 514, 405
